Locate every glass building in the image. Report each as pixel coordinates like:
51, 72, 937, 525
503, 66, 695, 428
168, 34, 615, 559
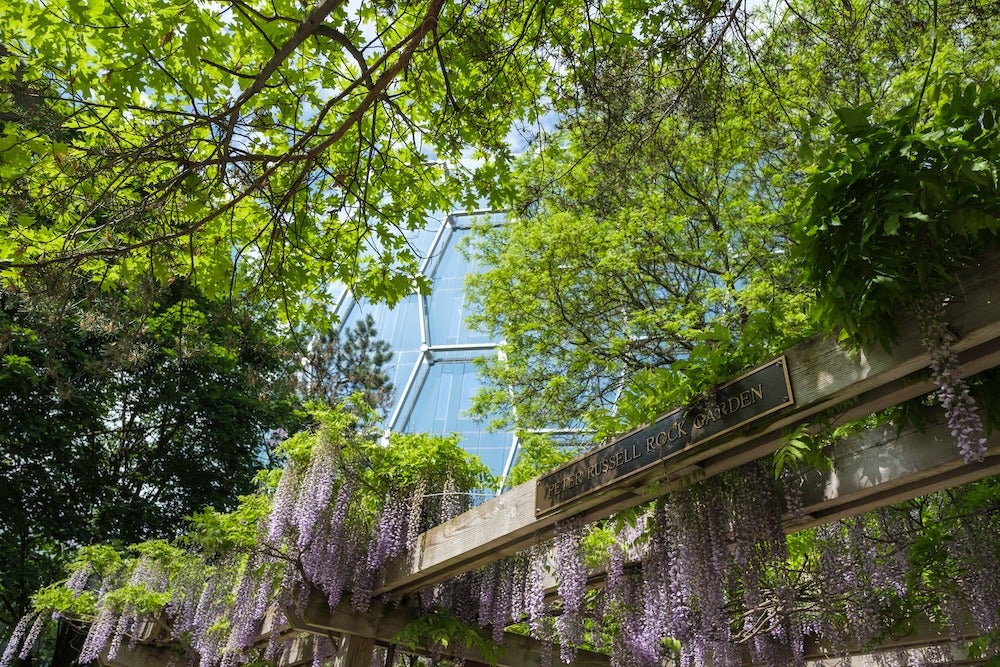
333, 210, 519, 485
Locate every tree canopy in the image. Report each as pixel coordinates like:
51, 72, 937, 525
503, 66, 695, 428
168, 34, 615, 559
465, 0, 1000, 438
0, 0, 554, 322
300, 313, 396, 414
2, 0, 1000, 665
0, 274, 301, 648
0, 0, 796, 325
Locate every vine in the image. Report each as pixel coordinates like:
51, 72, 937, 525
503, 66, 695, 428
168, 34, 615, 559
794, 73, 1000, 462
3, 435, 1000, 665
795, 75, 1000, 350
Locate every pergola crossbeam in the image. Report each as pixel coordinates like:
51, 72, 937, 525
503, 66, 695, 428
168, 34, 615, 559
376, 250, 1000, 598
286, 590, 610, 667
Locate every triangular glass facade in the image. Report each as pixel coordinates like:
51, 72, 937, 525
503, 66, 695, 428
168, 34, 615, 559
334, 211, 519, 485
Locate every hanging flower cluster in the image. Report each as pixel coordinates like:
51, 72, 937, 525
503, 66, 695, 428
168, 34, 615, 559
0, 611, 45, 667
806, 492, 1000, 664
553, 518, 587, 663
585, 462, 801, 667
535, 462, 1000, 667
916, 296, 989, 463
1, 408, 493, 667
5, 407, 1000, 667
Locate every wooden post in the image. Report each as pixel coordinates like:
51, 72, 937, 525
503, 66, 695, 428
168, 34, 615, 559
331, 633, 376, 667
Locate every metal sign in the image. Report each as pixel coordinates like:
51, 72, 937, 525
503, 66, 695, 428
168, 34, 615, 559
535, 355, 794, 515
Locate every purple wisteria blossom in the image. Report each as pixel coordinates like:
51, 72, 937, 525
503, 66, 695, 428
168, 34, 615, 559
78, 600, 118, 664
553, 518, 587, 663
18, 612, 47, 662
295, 438, 339, 551
266, 462, 300, 545
0, 611, 37, 667
526, 546, 547, 640
917, 297, 988, 462
439, 477, 463, 524
478, 562, 497, 629
65, 562, 94, 595
311, 634, 333, 667
492, 558, 515, 643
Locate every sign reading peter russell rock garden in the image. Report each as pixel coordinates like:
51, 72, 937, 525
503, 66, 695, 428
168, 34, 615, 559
535, 355, 794, 515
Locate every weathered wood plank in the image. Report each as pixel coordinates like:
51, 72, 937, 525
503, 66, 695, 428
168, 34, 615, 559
525, 419, 1000, 600
790, 420, 1000, 530
801, 611, 984, 666
97, 641, 315, 667
98, 643, 176, 667
96, 620, 316, 667
377, 250, 1000, 597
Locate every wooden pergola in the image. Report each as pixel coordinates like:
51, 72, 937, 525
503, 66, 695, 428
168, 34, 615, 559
100, 250, 1000, 667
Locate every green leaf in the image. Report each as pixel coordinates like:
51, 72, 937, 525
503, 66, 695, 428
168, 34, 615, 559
834, 104, 874, 134
884, 213, 900, 235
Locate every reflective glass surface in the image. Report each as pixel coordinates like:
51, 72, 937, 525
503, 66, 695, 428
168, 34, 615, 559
336, 212, 516, 482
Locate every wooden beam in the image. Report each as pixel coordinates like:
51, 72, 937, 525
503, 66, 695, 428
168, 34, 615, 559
286, 589, 609, 667
96, 623, 316, 667
789, 419, 1000, 530
377, 250, 1000, 597
801, 611, 985, 666
98, 643, 177, 667
803, 640, 985, 666
525, 419, 1000, 600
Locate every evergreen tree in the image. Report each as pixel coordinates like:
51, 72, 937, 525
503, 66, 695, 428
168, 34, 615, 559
300, 314, 394, 415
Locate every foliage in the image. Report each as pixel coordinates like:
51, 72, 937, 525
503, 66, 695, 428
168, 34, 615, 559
0, 275, 107, 635
364, 432, 494, 496
773, 423, 832, 479
0, 0, 588, 324
468, 0, 911, 436
503, 433, 580, 488
465, 0, 1000, 444
772, 411, 891, 478
183, 494, 272, 557
794, 74, 1000, 350
0, 272, 300, 659
467, 116, 812, 435
793, 65, 1000, 463
392, 608, 500, 666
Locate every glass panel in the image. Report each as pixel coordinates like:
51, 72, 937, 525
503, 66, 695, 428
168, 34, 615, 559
401, 362, 514, 479
430, 348, 491, 363
333, 296, 425, 415
344, 296, 423, 358
333, 213, 516, 482
426, 227, 491, 346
